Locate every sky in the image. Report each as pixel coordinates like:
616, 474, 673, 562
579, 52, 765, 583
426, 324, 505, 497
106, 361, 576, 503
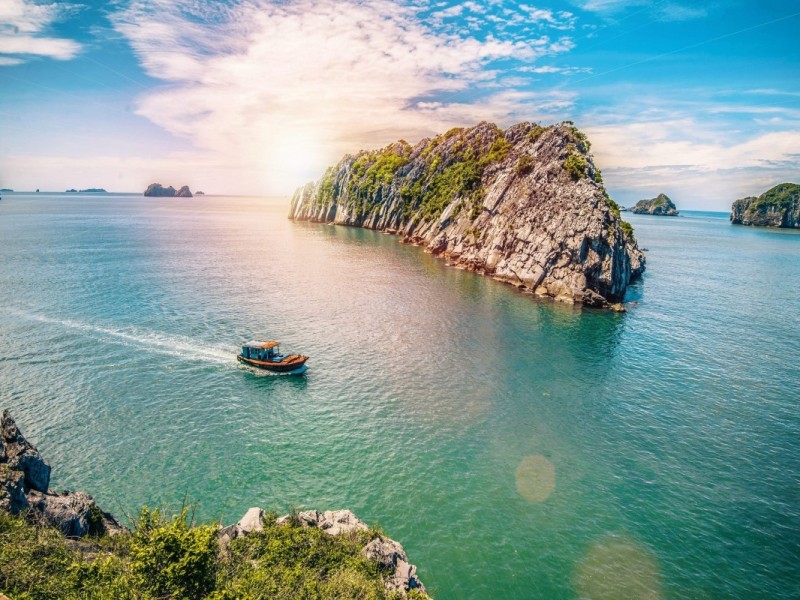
0, 0, 798, 209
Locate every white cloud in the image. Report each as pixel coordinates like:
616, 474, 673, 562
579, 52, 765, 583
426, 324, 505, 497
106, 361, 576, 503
519, 5, 577, 30
0, 0, 82, 63
519, 64, 590, 74
112, 0, 576, 193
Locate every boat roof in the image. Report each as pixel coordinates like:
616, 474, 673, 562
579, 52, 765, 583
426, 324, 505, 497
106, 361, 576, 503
243, 340, 279, 349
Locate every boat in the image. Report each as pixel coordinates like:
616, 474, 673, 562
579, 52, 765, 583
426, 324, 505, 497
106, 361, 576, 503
237, 340, 308, 374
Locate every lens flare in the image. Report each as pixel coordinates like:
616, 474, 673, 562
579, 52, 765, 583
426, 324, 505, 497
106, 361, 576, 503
515, 454, 556, 502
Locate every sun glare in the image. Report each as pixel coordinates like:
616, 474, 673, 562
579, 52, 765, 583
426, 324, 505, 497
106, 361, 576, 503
268, 135, 327, 194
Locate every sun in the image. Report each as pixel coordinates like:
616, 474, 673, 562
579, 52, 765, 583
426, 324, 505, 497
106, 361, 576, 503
267, 134, 327, 194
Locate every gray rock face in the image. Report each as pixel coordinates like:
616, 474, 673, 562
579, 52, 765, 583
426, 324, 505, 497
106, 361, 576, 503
290, 121, 644, 308
630, 193, 679, 216
730, 183, 800, 228
0, 410, 124, 537
1, 409, 51, 493
363, 537, 426, 594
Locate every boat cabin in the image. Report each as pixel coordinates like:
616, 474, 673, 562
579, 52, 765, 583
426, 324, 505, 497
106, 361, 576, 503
241, 340, 281, 361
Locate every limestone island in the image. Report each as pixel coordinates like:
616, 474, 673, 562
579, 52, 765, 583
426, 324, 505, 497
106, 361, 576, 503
0, 410, 428, 598
629, 193, 679, 216
730, 183, 800, 228
66, 188, 107, 193
290, 121, 644, 309
144, 183, 193, 197
195, 190, 205, 195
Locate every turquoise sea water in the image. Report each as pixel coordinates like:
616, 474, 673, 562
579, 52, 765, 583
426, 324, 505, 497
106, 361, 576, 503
0, 194, 798, 599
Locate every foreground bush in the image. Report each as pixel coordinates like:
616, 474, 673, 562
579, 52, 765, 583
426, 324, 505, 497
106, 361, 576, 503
0, 509, 413, 599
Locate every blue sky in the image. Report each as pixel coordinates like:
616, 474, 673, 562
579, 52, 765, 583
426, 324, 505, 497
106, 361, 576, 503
0, 0, 798, 208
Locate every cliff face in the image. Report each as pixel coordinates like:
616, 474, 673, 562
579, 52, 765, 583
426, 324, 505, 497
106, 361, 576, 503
0, 410, 123, 537
730, 183, 800, 228
631, 193, 678, 216
290, 121, 644, 307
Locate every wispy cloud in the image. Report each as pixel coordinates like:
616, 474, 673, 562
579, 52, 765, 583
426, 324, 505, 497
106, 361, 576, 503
577, 0, 707, 22
0, 0, 82, 63
112, 0, 577, 192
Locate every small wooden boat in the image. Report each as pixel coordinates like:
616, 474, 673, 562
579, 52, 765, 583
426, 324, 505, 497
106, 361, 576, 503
237, 340, 308, 374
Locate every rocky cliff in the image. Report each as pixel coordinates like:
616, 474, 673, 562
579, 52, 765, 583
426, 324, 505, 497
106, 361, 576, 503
290, 121, 644, 308
0, 410, 123, 537
630, 193, 678, 216
730, 183, 800, 228
144, 183, 193, 197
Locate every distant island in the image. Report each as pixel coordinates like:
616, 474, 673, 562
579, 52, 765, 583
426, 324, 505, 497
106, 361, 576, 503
66, 188, 107, 193
195, 190, 205, 195
290, 121, 644, 309
629, 193, 679, 216
144, 183, 193, 197
0, 188, 12, 192
730, 183, 800, 228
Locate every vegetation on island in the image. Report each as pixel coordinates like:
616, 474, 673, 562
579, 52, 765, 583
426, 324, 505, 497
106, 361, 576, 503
0, 507, 422, 600
340, 124, 518, 222
749, 182, 799, 211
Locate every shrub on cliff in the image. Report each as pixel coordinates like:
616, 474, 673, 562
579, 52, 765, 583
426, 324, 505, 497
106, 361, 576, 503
130, 506, 218, 598
0, 507, 410, 599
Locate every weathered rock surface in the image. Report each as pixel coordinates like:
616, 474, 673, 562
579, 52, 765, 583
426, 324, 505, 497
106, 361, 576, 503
144, 183, 193, 197
0, 410, 124, 537
630, 193, 679, 216
730, 183, 800, 228
290, 121, 644, 308
229, 507, 427, 597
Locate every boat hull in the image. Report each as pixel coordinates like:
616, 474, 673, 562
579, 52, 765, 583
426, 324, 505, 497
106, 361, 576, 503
237, 354, 308, 373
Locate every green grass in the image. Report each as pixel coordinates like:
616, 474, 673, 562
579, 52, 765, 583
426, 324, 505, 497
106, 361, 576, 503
0, 509, 410, 600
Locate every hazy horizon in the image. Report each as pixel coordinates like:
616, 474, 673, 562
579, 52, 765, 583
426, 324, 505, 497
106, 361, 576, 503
1, 0, 798, 210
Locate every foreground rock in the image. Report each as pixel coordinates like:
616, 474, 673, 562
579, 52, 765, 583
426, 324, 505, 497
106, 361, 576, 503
630, 193, 679, 216
144, 183, 193, 197
730, 183, 800, 228
290, 121, 644, 308
221, 507, 428, 597
0, 410, 123, 537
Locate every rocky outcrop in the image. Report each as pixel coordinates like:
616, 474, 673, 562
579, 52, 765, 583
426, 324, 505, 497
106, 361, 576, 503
290, 121, 644, 308
144, 183, 193, 197
220, 507, 427, 597
0, 410, 123, 537
630, 193, 678, 216
730, 183, 800, 228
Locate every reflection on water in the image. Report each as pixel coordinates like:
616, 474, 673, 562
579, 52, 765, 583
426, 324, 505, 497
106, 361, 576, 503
0, 197, 798, 599
575, 534, 661, 600
515, 455, 556, 502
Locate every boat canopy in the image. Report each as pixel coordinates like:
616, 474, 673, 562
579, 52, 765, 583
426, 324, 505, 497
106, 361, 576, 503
243, 340, 279, 350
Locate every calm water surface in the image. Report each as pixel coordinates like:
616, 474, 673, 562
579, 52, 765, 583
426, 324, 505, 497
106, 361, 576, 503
0, 194, 798, 599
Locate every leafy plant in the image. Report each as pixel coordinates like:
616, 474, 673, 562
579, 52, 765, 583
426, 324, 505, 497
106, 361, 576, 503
130, 506, 218, 599
563, 154, 587, 180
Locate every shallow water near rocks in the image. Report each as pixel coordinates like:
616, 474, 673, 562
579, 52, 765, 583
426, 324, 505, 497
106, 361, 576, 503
0, 194, 798, 599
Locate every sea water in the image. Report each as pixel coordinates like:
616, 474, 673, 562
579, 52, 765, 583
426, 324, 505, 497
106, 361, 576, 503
0, 193, 798, 599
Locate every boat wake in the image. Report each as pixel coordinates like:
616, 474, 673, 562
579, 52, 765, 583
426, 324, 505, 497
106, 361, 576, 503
5, 309, 234, 366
